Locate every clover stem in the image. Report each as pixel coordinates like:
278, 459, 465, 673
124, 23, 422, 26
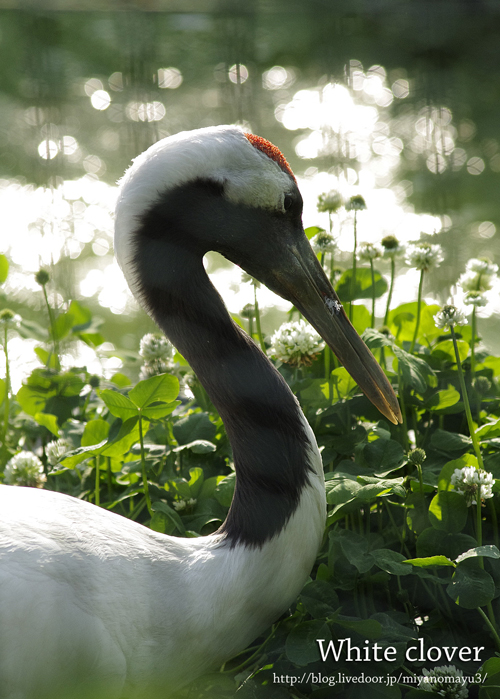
384, 257, 396, 326
41, 282, 60, 370
410, 269, 424, 354
471, 305, 477, 378
349, 211, 358, 322
450, 326, 484, 470
138, 415, 153, 517
369, 259, 376, 328
1, 324, 10, 464
254, 284, 266, 353
477, 606, 500, 652
94, 455, 100, 507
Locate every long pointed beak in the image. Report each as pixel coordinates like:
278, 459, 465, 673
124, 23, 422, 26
267, 234, 402, 425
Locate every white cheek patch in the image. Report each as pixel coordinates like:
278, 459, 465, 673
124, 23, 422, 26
222, 158, 292, 212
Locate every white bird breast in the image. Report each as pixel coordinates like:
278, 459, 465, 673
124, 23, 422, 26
0, 420, 324, 698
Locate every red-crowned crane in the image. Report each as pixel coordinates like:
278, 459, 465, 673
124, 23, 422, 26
0, 125, 401, 699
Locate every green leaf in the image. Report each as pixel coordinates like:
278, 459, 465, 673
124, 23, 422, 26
447, 566, 495, 608
78, 332, 105, 348
482, 657, 500, 678
337, 529, 373, 573
430, 429, 472, 454
151, 501, 186, 535
142, 400, 180, 420
17, 384, 50, 416
81, 419, 110, 447
300, 580, 339, 619
110, 372, 132, 388
101, 416, 144, 458
149, 511, 167, 533
406, 492, 430, 535
214, 472, 236, 507
333, 617, 382, 639
188, 467, 204, 498
456, 545, 500, 563
0, 378, 6, 406
0, 254, 8, 283
425, 386, 461, 413
99, 389, 138, 421
52, 312, 75, 341
164, 477, 192, 500
429, 491, 468, 533
325, 477, 362, 506
370, 549, 413, 576
336, 267, 388, 301
362, 327, 395, 350
173, 439, 216, 454
59, 441, 108, 469
304, 225, 325, 240
330, 367, 357, 399
363, 439, 405, 474
173, 412, 216, 445
476, 418, 500, 440
393, 345, 434, 393
416, 527, 478, 560
403, 555, 456, 568
34, 346, 59, 370
285, 620, 331, 665
128, 373, 179, 409
433, 339, 469, 363
34, 412, 59, 436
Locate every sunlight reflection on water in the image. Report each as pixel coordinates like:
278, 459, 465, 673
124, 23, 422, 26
2, 59, 500, 390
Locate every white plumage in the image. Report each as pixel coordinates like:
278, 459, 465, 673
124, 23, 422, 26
0, 125, 399, 699
0, 429, 324, 697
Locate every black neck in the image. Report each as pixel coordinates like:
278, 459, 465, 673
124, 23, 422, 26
133, 228, 312, 547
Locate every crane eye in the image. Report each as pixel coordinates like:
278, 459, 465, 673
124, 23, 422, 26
284, 194, 293, 211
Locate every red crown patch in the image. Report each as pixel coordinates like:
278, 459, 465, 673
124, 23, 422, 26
244, 133, 296, 181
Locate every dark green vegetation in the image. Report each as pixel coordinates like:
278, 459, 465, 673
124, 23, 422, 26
2, 236, 500, 697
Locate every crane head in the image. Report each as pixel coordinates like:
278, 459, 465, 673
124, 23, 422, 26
115, 125, 402, 425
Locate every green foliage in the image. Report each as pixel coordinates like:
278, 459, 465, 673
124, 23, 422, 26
0, 254, 8, 283
3, 245, 500, 699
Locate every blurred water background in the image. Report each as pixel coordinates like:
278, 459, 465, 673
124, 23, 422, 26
1, 0, 499, 389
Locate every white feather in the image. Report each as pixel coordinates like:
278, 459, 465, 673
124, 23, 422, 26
0, 420, 324, 697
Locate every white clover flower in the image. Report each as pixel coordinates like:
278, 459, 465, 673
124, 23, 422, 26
139, 358, 173, 381
173, 499, 187, 511
406, 242, 444, 271
421, 665, 467, 698
317, 190, 343, 213
268, 319, 324, 367
459, 270, 494, 292
466, 257, 498, 276
187, 498, 197, 507
310, 231, 337, 254
434, 304, 468, 330
381, 235, 405, 259
4, 451, 46, 488
46, 438, 73, 467
451, 466, 494, 506
358, 242, 382, 262
464, 291, 487, 307
0, 309, 22, 328
346, 194, 367, 211
139, 333, 173, 362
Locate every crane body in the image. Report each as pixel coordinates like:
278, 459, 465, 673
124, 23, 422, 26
0, 125, 400, 698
